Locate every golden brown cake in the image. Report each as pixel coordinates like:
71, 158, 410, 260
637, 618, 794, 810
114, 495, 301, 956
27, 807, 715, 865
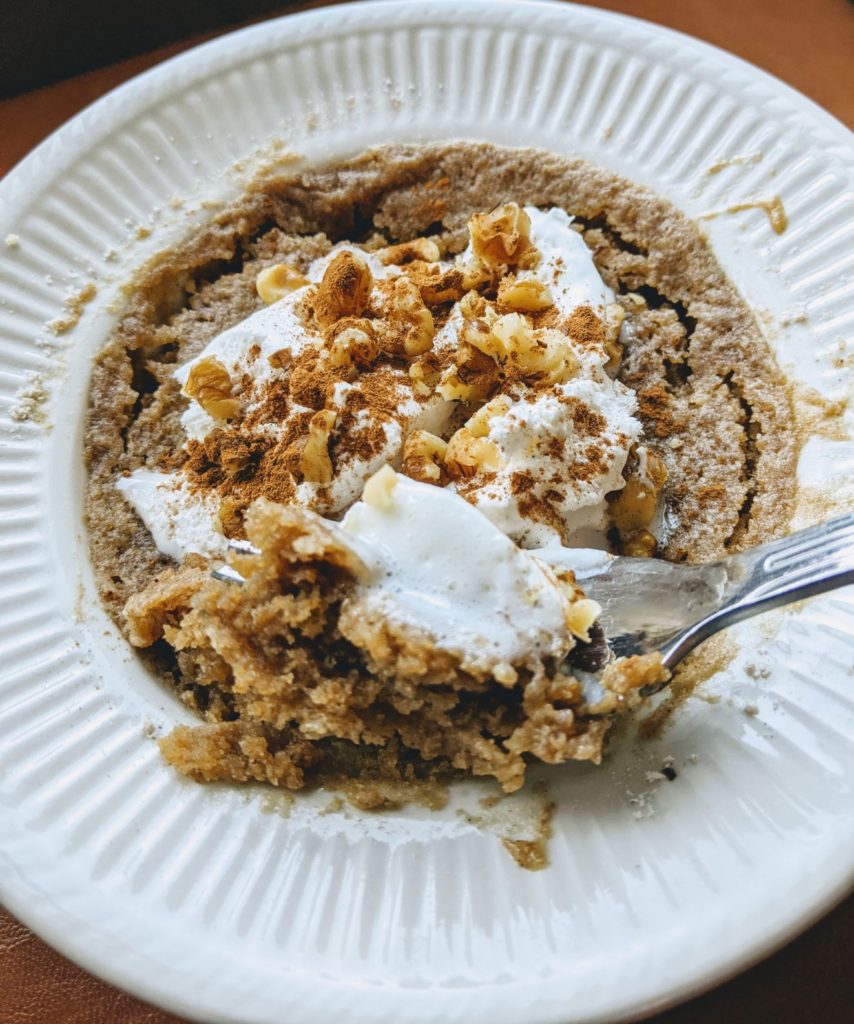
85, 143, 796, 801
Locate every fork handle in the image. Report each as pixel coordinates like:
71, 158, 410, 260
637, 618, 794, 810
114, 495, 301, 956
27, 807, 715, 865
660, 513, 854, 670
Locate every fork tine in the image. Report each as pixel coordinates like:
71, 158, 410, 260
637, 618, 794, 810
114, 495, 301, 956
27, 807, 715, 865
212, 564, 246, 585
227, 539, 261, 555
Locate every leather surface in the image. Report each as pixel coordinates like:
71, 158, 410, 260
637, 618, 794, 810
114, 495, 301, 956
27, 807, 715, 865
1, 899, 852, 1023
0, 909, 186, 1024
1, 2, 852, 1022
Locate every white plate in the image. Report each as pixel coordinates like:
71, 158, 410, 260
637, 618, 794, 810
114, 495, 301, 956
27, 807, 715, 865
0, 3, 852, 1022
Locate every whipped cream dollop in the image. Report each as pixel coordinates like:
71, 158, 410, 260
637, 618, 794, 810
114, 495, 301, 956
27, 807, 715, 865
340, 470, 576, 670
455, 376, 639, 547
117, 471, 226, 562
119, 203, 642, 571
173, 247, 416, 444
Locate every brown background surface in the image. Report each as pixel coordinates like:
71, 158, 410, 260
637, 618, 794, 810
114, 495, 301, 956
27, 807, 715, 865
1, 2, 852, 1022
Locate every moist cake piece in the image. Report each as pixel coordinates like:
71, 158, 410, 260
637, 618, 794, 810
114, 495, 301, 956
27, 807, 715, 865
128, 473, 664, 794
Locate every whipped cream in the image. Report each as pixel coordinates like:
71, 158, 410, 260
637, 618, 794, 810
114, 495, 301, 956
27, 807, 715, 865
341, 471, 573, 670
174, 245, 423, 444
117, 471, 226, 562
175, 244, 454, 516
513, 206, 613, 319
444, 205, 639, 546
454, 376, 640, 547
119, 204, 641, 571
432, 206, 613, 360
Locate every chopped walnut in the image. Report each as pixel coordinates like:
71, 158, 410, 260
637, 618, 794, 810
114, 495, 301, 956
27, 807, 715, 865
445, 427, 501, 478
182, 356, 240, 420
522, 328, 582, 384
465, 395, 511, 438
409, 356, 441, 398
458, 253, 492, 291
221, 441, 251, 478
460, 315, 500, 358
255, 263, 310, 304
623, 529, 657, 557
609, 447, 667, 536
299, 409, 337, 484
378, 237, 441, 265
402, 430, 448, 485
437, 343, 500, 403
497, 275, 554, 313
327, 318, 379, 368
493, 662, 519, 685
459, 289, 487, 320
362, 464, 397, 508
416, 267, 465, 306
469, 202, 536, 269
465, 313, 580, 384
268, 348, 293, 370
603, 302, 625, 375
382, 277, 435, 357
490, 312, 536, 358
563, 598, 602, 642
313, 251, 373, 327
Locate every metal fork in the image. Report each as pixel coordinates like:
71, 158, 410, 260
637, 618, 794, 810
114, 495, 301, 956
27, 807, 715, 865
572, 512, 854, 691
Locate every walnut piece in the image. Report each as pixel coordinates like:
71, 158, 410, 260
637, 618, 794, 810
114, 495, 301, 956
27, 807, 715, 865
327, 318, 379, 369
445, 427, 501, 478
465, 395, 511, 438
182, 356, 240, 420
603, 302, 625, 375
313, 251, 373, 327
609, 447, 668, 537
383, 277, 435, 357
255, 263, 310, 304
378, 237, 441, 265
402, 430, 448, 484
497, 276, 554, 313
409, 357, 441, 398
417, 266, 465, 306
469, 202, 536, 269
299, 409, 337, 484
623, 529, 658, 557
362, 465, 397, 508
463, 313, 581, 384
563, 598, 602, 642
459, 289, 487, 320
437, 341, 501, 403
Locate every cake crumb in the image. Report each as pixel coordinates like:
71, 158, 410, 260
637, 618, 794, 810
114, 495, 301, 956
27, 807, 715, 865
4, 233, 20, 249
627, 789, 656, 819
10, 372, 49, 423
49, 281, 97, 335
500, 800, 554, 871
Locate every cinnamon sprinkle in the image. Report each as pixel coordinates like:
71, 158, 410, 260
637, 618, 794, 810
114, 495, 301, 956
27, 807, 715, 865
565, 305, 606, 348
